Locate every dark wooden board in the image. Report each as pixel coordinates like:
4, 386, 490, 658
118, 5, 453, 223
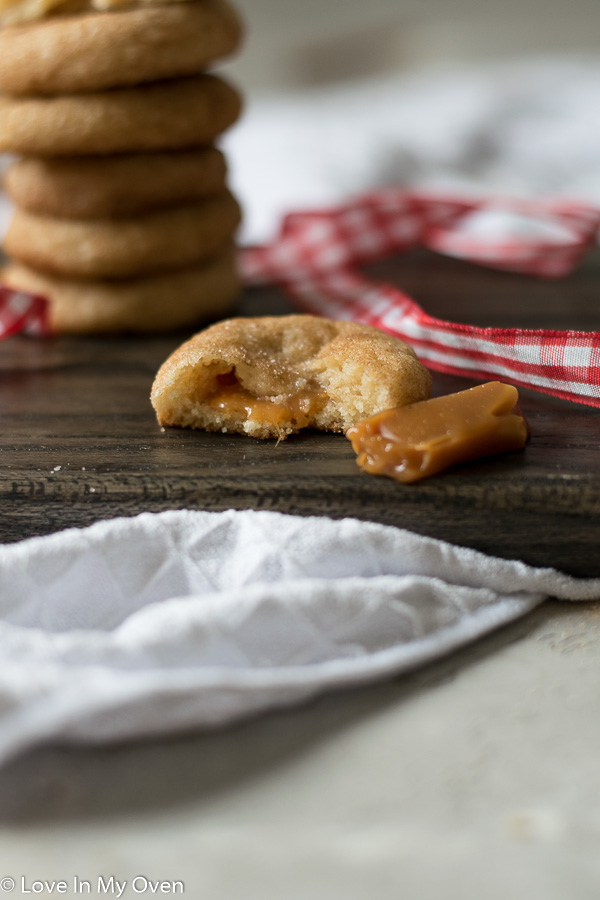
1, 249, 599, 577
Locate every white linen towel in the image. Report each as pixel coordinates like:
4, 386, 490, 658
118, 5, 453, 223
223, 57, 600, 244
0, 509, 597, 765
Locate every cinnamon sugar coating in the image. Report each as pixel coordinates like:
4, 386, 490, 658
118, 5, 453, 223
2, 249, 240, 333
0, 0, 243, 93
0, 74, 241, 156
151, 315, 432, 439
4, 149, 228, 219
4, 191, 241, 279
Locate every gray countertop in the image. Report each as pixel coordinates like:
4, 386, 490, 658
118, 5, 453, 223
1, 598, 598, 900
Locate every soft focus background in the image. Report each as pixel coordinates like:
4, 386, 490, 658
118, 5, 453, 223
222, 0, 600, 244
227, 0, 600, 90
1, 6, 599, 900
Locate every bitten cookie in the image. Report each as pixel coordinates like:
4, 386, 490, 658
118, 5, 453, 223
0, 0, 243, 95
4, 191, 241, 279
3, 148, 228, 219
1, 249, 241, 333
150, 315, 432, 439
0, 74, 242, 156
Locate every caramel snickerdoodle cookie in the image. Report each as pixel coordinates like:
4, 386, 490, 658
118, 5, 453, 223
0, 74, 241, 156
150, 315, 432, 440
3, 148, 228, 219
0, 0, 243, 95
4, 190, 241, 279
1, 248, 240, 333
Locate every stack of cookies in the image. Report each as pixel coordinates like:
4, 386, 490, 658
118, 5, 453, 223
0, 0, 244, 333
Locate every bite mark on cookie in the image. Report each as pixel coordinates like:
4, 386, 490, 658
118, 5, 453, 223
150, 315, 432, 440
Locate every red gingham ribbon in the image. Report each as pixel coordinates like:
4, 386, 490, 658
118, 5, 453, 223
2, 190, 599, 407
0, 286, 48, 337
241, 190, 600, 408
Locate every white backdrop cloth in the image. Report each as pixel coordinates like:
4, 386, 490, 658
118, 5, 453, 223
0, 509, 598, 765
222, 57, 600, 244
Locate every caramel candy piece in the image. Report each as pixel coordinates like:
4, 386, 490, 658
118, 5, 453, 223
346, 382, 529, 483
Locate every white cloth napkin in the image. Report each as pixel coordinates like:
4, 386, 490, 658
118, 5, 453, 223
0, 509, 597, 765
223, 57, 600, 244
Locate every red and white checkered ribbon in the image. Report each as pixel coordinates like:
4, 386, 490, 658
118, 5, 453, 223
241, 190, 600, 408
0, 286, 48, 337
2, 189, 600, 407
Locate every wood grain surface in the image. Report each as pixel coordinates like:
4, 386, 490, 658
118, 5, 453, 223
1, 248, 599, 576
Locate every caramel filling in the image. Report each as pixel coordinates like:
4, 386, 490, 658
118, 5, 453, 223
204, 371, 324, 430
347, 381, 529, 483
